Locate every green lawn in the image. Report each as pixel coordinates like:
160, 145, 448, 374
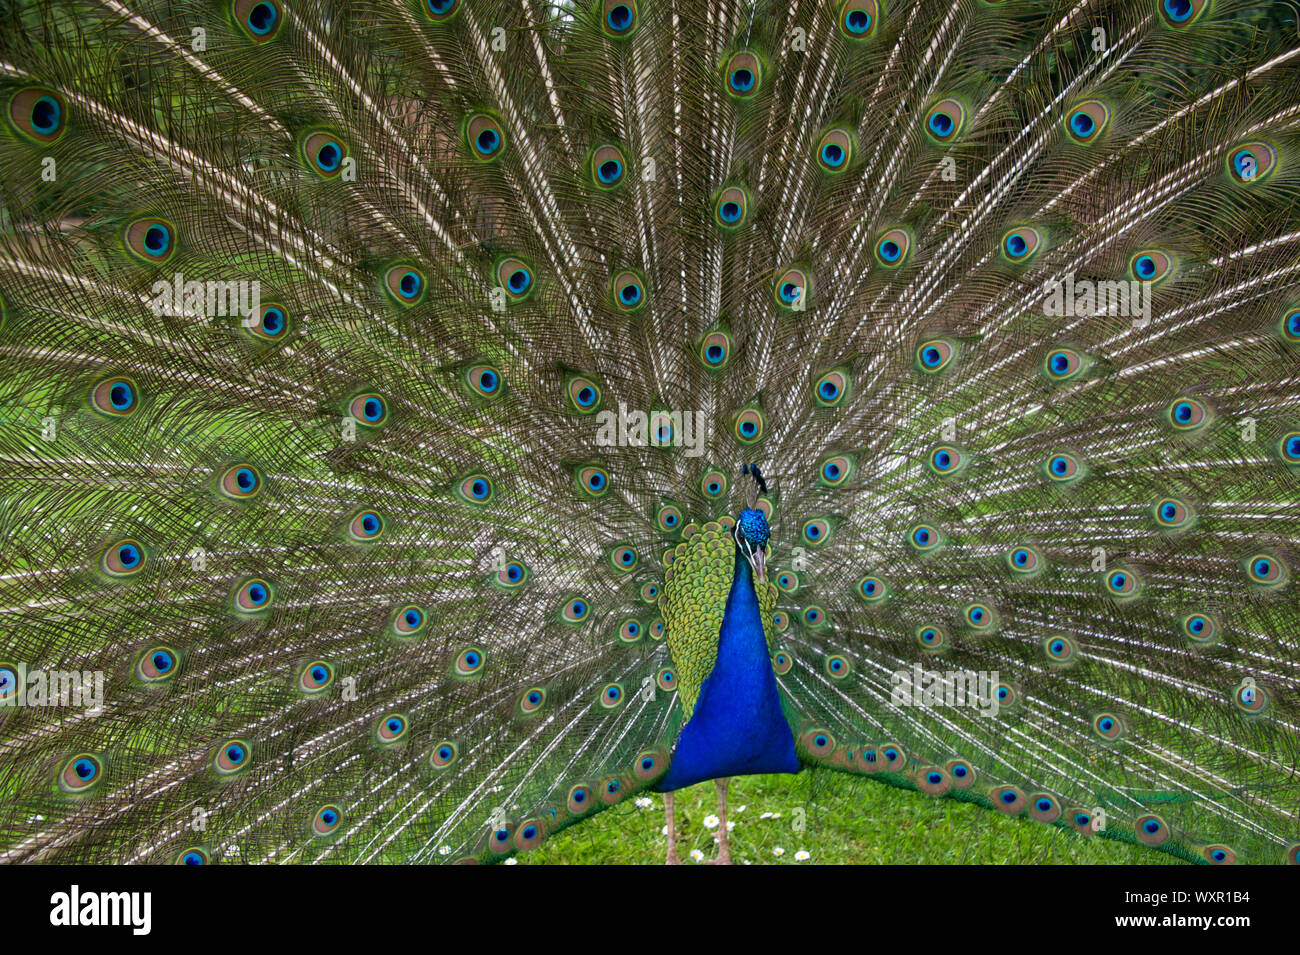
524, 771, 1185, 864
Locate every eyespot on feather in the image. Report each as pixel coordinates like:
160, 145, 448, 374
123, 218, 176, 264
233, 0, 282, 41
7, 87, 66, 144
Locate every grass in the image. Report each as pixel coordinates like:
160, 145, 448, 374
524, 771, 1186, 864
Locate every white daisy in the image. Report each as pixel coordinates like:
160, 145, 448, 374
794, 850, 810, 861
690, 848, 705, 862
504, 857, 518, 865
634, 796, 653, 809
703, 814, 720, 829
773, 846, 785, 857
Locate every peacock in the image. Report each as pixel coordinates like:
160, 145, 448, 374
0, 0, 1298, 868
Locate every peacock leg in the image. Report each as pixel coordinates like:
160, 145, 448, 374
664, 791, 681, 865
711, 777, 732, 864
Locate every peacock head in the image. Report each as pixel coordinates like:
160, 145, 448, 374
735, 464, 770, 582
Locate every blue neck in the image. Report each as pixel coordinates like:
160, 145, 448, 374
655, 548, 800, 791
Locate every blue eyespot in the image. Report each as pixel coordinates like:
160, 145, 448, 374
607, 4, 632, 30
31, 95, 60, 133
248, 1, 278, 34
729, 69, 754, 93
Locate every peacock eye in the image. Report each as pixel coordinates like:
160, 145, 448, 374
561, 597, 589, 622
465, 113, 505, 159
8, 88, 67, 143
233, 0, 282, 41
875, 228, 913, 269
233, 578, 273, 613
457, 474, 495, 505
1006, 545, 1043, 575
724, 52, 762, 98
1158, 0, 1208, 28
384, 265, 425, 304
298, 660, 335, 694
713, 187, 750, 230
123, 217, 176, 263
1130, 248, 1175, 284
301, 131, 347, 178
1245, 552, 1287, 587
376, 713, 409, 743
214, 739, 251, 775
1166, 396, 1210, 432
837, 0, 878, 38
430, 741, 459, 769
219, 464, 262, 499
59, 753, 104, 793
1065, 99, 1110, 143
1104, 566, 1141, 598
101, 539, 146, 577
347, 509, 385, 542
90, 376, 140, 417
137, 646, 179, 683
610, 545, 639, 572
424, 0, 459, 19
602, 0, 638, 37
656, 504, 682, 532
576, 465, 610, 497
348, 393, 388, 426
496, 257, 534, 302
566, 375, 603, 413
611, 270, 646, 310
925, 98, 967, 143
733, 407, 766, 443
915, 337, 956, 373
774, 266, 810, 308
590, 144, 627, 188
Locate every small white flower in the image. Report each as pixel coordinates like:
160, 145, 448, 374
726, 820, 735, 831
794, 850, 810, 861
504, 857, 518, 865
703, 814, 720, 829
634, 796, 653, 809
438, 845, 451, 856
760, 811, 774, 819
773, 846, 785, 857
690, 848, 705, 862
661, 824, 669, 836
736, 805, 747, 813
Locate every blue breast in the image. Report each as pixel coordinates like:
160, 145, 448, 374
654, 549, 801, 791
